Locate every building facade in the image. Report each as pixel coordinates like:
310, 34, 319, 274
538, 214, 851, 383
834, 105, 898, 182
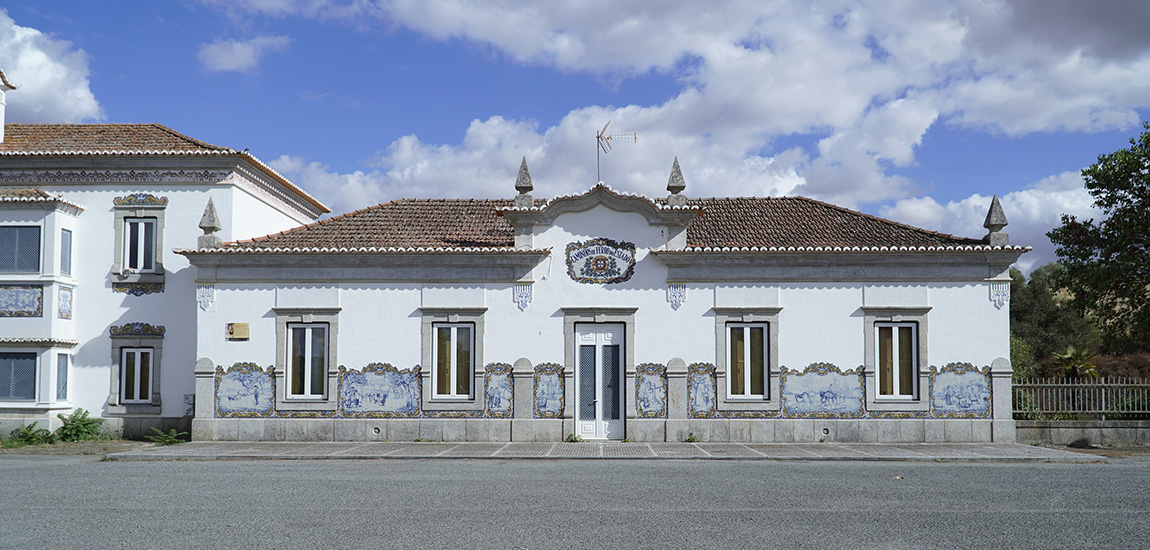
184, 159, 1027, 443
0, 96, 328, 435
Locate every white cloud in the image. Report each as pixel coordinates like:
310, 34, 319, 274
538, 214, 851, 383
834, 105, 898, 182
198, 35, 292, 73
0, 9, 102, 122
879, 171, 1101, 273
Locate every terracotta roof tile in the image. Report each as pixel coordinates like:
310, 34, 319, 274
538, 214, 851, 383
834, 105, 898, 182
679, 197, 983, 248
223, 195, 982, 250
0, 123, 228, 153
232, 199, 526, 249
0, 187, 54, 200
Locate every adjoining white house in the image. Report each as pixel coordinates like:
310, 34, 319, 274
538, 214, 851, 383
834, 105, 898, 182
0, 69, 329, 436
182, 158, 1027, 443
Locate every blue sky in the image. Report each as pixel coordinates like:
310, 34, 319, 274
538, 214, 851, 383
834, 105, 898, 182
4, 1, 1149, 272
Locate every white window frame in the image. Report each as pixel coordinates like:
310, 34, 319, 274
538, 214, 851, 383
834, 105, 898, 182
726, 323, 769, 399
432, 322, 475, 400
875, 322, 918, 400
0, 352, 38, 402
112, 201, 165, 285
59, 228, 72, 277
123, 218, 157, 273
119, 347, 154, 404
0, 225, 41, 274
286, 323, 328, 400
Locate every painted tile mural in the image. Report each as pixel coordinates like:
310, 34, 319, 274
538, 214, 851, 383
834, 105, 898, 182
534, 363, 564, 418
339, 364, 421, 417
687, 363, 716, 418
781, 363, 866, 418
636, 363, 667, 418
930, 363, 991, 418
484, 363, 513, 417
0, 285, 43, 317
58, 286, 73, 319
215, 363, 274, 417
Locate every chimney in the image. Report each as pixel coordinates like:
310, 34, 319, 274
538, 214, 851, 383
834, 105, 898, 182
0, 68, 16, 144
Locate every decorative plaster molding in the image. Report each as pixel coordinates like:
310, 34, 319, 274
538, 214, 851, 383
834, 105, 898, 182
667, 283, 686, 310
0, 169, 229, 184
197, 284, 215, 311
513, 282, 532, 310
990, 281, 1009, 309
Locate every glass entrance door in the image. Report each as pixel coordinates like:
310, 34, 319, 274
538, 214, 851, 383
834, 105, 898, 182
575, 324, 624, 440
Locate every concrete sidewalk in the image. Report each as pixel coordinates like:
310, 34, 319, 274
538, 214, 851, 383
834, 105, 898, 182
106, 441, 1101, 462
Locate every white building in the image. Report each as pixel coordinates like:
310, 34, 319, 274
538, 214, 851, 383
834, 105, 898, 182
0, 70, 328, 435
183, 158, 1027, 443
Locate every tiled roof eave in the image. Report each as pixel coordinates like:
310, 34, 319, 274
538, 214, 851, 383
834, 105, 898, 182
176, 246, 551, 255
0, 196, 86, 212
0, 148, 329, 214
654, 245, 1031, 253
0, 338, 79, 348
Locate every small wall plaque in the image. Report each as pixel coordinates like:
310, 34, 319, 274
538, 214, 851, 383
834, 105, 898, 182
226, 323, 250, 340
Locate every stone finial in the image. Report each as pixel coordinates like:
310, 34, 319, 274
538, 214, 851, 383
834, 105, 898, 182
983, 195, 1009, 247
666, 157, 687, 207
514, 157, 534, 208
198, 198, 223, 248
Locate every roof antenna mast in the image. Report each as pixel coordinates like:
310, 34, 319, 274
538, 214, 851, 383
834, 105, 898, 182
596, 120, 636, 183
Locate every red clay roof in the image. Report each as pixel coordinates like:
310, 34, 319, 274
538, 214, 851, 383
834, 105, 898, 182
0, 123, 228, 153
0, 123, 330, 214
222, 196, 983, 250
0, 187, 54, 200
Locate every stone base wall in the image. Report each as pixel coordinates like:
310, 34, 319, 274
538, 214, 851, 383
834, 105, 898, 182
1016, 420, 1150, 447
192, 417, 1014, 443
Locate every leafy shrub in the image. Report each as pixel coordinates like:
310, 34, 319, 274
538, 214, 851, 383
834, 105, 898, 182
144, 427, 188, 446
54, 409, 106, 442
5, 422, 57, 447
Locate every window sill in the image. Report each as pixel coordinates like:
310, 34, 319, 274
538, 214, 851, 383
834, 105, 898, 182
0, 402, 73, 410
424, 398, 482, 411
108, 403, 162, 415
111, 271, 165, 285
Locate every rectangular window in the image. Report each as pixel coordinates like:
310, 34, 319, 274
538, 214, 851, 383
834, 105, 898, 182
728, 323, 767, 398
60, 229, 72, 277
0, 226, 40, 273
120, 348, 153, 404
433, 323, 473, 398
288, 323, 327, 398
56, 353, 69, 401
123, 218, 156, 272
876, 322, 917, 398
0, 352, 37, 401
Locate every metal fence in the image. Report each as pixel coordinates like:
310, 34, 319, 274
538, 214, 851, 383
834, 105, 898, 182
1013, 377, 1150, 420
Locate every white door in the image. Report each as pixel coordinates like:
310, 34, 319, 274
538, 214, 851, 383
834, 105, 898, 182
575, 324, 625, 440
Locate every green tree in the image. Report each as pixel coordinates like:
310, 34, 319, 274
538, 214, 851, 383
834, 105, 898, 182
1009, 264, 1100, 358
1048, 122, 1150, 353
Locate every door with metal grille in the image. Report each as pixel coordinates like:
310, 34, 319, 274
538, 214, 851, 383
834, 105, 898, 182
575, 324, 624, 440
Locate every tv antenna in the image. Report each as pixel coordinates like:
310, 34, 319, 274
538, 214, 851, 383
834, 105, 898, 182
596, 120, 636, 182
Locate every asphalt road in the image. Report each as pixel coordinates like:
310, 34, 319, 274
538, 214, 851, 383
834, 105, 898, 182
2, 456, 1147, 549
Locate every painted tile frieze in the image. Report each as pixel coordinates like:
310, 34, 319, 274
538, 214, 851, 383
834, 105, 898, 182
0, 285, 43, 317
781, 363, 866, 418
930, 363, 991, 418
636, 363, 667, 418
687, 363, 716, 418
215, 363, 275, 417
339, 364, 421, 417
533, 363, 564, 418
484, 363, 513, 418
113, 282, 165, 296
113, 193, 169, 206
566, 238, 636, 284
